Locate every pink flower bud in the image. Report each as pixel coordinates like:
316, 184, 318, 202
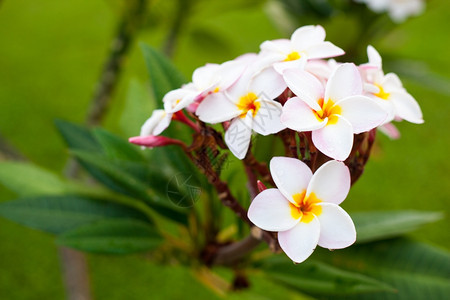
257, 180, 267, 192
128, 135, 184, 148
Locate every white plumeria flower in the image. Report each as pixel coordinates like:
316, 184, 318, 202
305, 59, 339, 85
281, 63, 387, 161
196, 64, 286, 159
360, 45, 423, 124
355, 0, 425, 23
260, 25, 344, 74
248, 157, 356, 263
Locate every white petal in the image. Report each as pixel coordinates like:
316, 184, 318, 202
390, 91, 424, 124
281, 97, 326, 131
325, 63, 363, 102
291, 25, 325, 50
306, 160, 350, 205
273, 58, 307, 74
252, 100, 286, 135
163, 88, 196, 113
224, 113, 253, 160
278, 216, 320, 263
337, 95, 388, 133
317, 203, 356, 249
249, 66, 286, 99
312, 115, 353, 161
367, 45, 382, 68
248, 188, 300, 232
270, 157, 312, 204
382, 73, 403, 92
196, 93, 241, 123
140, 110, 171, 136
217, 60, 248, 90
306, 42, 345, 60
260, 39, 291, 54
283, 69, 324, 111
192, 63, 220, 90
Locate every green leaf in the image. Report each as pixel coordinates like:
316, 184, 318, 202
0, 161, 69, 196
260, 257, 394, 296
55, 119, 101, 152
317, 238, 450, 299
57, 219, 162, 254
71, 150, 188, 224
92, 128, 146, 162
140, 43, 186, 104
119, 79, 154, 137
0, 195, 148, 234
352, 211, 443, 243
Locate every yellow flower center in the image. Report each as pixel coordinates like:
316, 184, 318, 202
373, 84, 390, 100
284, 51, 301, 62
290, 191, 322, 223
237, 92, 260, 118
313, 98, 342, 125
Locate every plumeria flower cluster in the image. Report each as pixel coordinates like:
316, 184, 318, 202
130, 25, 424, 263
355, 0, 425, 23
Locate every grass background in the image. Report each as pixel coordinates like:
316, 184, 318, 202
0, 0, 449, 299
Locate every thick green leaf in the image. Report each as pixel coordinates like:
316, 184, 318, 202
92, 128, 146, 162
352, 211, 443, 243
140, 43, 186, 104
260, 257, 394, 296
0, 195, 148, 234
71, 150, 188, 224
57, 219, 162, 254
317, 238, 450, 299
55, 119, 101, 152
0, 162, 69, 196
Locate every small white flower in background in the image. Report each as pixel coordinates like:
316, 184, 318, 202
355, 0, 425, 23
360, 45, 424, 125
248, 157, 356, 263
260, 25, 345, 74
281, 63, 387, 161
196, 63, 287, 159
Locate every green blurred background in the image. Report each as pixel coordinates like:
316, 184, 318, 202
0, 0, 449, 299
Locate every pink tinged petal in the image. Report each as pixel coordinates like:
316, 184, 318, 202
249, 66, 286, 99
317, 203, 356, 249
270, 157, 312, 204
196, 92, 241, 123
325, 63, 363, 103
291, 25, 326, 49
306, 160, 350, 205
390, 91, 424, 124
367, 45, 382, 68
283, 69, 324, 111
337, 95, 388, 134
248, 188, 300, 232
252, 100, 286, 135
378, 122, 401, 140
306, 42, 345, 60
278, 216, 320, 263
224, 113, 253, 160
281, 97, 327, 131
217, 60, 247, 90
312, 115, 353, 161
